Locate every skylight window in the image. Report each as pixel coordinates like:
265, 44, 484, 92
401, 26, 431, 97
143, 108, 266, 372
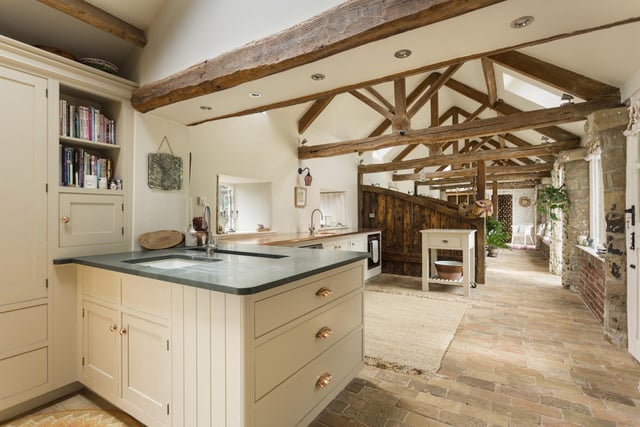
502, 73, 559, 108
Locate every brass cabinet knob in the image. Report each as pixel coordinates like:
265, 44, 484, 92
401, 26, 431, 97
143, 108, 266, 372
315, 372, 333, 389
62, 216, 70, 223
109, 324, 117, 332
315, 326, 333, 339
315, 287, 333, 298
119, 328, 127, 335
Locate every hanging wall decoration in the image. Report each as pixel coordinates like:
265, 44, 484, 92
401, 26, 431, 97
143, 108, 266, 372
148, 136, 183, 190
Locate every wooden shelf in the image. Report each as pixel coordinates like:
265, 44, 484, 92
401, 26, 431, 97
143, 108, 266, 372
59, 135, 120, 151
58, 187, 123, 195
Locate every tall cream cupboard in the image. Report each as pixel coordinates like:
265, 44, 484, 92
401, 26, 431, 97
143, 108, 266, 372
0, 35, 135, 419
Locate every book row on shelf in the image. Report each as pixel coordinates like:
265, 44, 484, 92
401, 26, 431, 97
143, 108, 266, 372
59, 99, 116, 144
60, 145, 120, 189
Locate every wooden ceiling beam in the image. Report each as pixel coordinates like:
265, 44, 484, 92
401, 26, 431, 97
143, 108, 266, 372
368, 73, 439, 138
298, 95, 335, 134
299, 96, 615, 159
36, 0, 147, 47
359, 140, 579, 173
480, 57, 498, 106
182, 17, 638, 125
407, 63, 463, 117
350, 90, 395, 120
132, 0, 505, 113
393, 163, 553, 181
423, 171, 549, 187
487, 50, 619, 100
365, 87, 395, 112
392, 78, 410, 131
444, 78, 579, 141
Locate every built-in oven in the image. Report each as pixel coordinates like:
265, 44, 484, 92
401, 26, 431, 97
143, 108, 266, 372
367, 233, 381, 270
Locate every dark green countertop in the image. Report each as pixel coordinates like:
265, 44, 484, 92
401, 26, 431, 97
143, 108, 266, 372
63, 242, 369, 295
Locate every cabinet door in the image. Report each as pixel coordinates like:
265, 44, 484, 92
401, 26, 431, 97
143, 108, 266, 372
333, 237, 351, 251
81, 300, 120, 397
349, 235, 367, 252
59, 193, 123, 248
0, 66, 47, 305
121, 313, 171, 425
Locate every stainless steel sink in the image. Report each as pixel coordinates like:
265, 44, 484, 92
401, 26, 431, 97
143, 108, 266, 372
124, 254, 222, 269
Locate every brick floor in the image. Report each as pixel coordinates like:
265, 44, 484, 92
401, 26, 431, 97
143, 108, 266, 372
311, 249, 640, 426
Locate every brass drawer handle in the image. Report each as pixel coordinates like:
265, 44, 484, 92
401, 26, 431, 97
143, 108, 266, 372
315, 326, 333, 339
315, 372, 332, 389
62, 216, 70, 224
119, 328, 127, 336
316, 287, 333, 298
442, 239, 448, 243
109, 324, 117, 332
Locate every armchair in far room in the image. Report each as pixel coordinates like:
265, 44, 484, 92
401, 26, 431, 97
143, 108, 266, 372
511, 224, 535, 246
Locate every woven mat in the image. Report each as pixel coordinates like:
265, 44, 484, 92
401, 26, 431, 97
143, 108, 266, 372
4, 409, 142, 426
364, 289, 467, 376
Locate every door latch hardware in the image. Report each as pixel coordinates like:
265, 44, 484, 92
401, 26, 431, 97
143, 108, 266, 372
631, 232, 636, 250
631, 264, 636, 269
625, 205, 636, 226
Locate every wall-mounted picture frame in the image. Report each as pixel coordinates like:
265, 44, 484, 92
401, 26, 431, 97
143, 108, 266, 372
294, 186, 307, 208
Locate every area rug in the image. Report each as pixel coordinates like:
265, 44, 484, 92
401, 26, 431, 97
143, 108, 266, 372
4, 409, 143, 426
364, 290, 467, 376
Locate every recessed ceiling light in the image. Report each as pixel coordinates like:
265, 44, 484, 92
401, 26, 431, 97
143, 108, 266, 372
200, 105, 212, 110
249, 92, 262, 98
310, 73, 326, 81
394, 49, 412, 59
510, 15, 534, 29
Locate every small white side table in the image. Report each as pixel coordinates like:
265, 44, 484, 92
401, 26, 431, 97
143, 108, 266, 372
421, 229, 476, 296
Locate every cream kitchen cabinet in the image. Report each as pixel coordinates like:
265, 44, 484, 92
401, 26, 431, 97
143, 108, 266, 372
0, 63, 51, 413
78, 266, 171, 427
73, 251, 365, 427
59, 193, 124, 249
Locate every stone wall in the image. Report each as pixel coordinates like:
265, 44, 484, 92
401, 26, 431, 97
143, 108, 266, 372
560, 153, 590, 291
578, 249, 605, 324
585, 107, 628, 347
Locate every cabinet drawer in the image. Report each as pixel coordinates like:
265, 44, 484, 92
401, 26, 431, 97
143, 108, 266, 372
425, 234, 462, 249
121, 275, 171, 320
254, 291, 362, 400
59, 193, 124, 248
80, 266, 121, 304
254, 328, 362, 427
0, 305, 47, 356
0, 347, 48, 400
254, 265, 362, 337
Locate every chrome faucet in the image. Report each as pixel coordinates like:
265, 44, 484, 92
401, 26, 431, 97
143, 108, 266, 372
309, 208, 324, 236
202, 203, 216, 256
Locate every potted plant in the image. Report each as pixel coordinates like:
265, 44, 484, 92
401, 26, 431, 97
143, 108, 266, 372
537, 185, 569, 221
486, 216, 510, 257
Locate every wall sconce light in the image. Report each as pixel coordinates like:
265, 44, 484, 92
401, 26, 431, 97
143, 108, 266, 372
298, 167, 313, 186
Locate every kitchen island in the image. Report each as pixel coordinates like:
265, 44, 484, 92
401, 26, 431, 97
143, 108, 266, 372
69, 243, 368, 426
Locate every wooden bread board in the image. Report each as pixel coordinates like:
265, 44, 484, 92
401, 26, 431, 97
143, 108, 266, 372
139, 230, 184, 249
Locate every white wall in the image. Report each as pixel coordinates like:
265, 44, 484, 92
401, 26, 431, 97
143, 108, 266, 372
234, 182, 272, 232
127, 0, 344, 83
187, 108, 359, 235
132, 113, 190, 249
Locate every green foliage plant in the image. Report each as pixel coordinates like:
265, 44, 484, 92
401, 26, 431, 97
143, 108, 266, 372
485, 216, 510, 249
537, 185, 569, 221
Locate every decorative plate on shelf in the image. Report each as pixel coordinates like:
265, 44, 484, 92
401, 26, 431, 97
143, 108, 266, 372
79, 57, 118, 74
519, 196, 531, 207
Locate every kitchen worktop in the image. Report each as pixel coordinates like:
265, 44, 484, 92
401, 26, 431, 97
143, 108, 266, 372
217, 228, 381, 246
65, 242, 369, 295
